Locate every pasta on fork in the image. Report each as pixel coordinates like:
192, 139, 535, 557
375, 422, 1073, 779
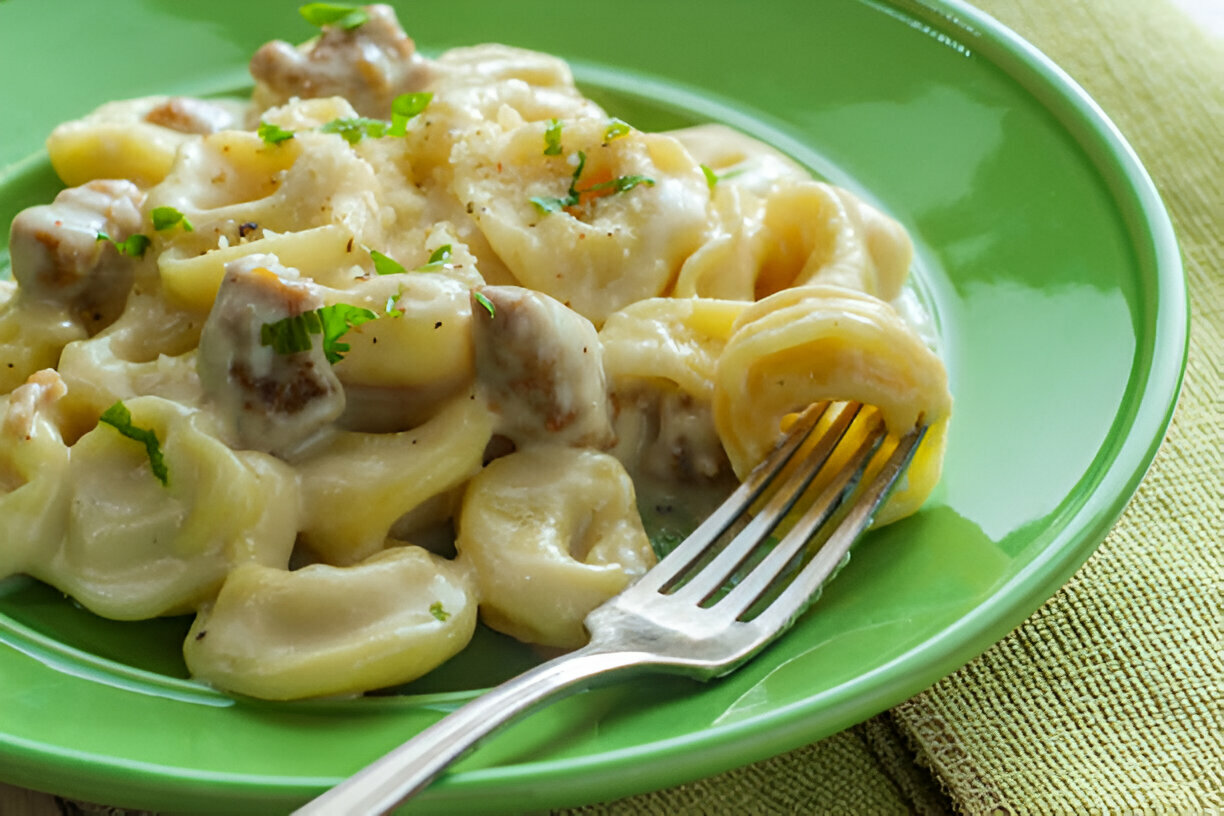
0, 3, 950, 700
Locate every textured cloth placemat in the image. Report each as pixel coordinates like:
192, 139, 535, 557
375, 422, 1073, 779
2, 0, 1218, 814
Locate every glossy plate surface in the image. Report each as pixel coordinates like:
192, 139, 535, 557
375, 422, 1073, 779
0, 1, 1186, 813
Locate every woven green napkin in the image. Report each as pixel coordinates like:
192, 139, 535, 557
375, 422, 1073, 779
561, 0, 1222, 812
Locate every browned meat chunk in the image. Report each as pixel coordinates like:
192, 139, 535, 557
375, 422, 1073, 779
2, 369, 67, 443
609, 386, 730, 483
144, 97, 238, 134
471, 285, 613, 449
249, 4, 432, 119
197, 255, 345, 455
8, 180, 145, 332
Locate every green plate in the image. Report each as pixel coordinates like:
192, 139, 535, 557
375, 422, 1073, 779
0, 1, 1187, 813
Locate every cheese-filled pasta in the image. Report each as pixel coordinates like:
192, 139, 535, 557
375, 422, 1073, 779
184, 546, 478, 700
0, 3, 951, 699
451, 116, 710, 324
46, 96, 245, 188
713, 285, 952, 525
0, 371, 73, 577
35, 396, 299, 620
296, 391, 492, 565
0, 283, 86, 395
456, 447, 655, 648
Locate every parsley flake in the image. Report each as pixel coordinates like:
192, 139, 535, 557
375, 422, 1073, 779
258, 121, 296, 145
260, 310, 318, 356
585, 174, 655, 195
604, 118, 631, 141
530, 150, 587, 214
543, 118, 564, 156
528, 196, 566, 215
151, 206, 193, 233
96, 232, 151, 258
98, 401, 169, 486
649, 528, 686, 560
429, 601, 450, 622
321, 117, 389, 144
389, 92, 432, 137
472, 291, 495, 318
699, 164, 744, 189
299, 2, 368, 30
370, 249, 407, 276
416, 244, 453, 272
318, 304, 378, 363
529, 150, 654, 215
260, 303, 378, 364
385, 291, 403, 318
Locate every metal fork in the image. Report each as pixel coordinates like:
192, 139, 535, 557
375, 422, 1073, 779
294, 401, 928, 815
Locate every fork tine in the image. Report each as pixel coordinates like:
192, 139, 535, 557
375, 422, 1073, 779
747, 422, 929, 637
711, 414, 888, 619
632, 401, 835, 595
667, 403, 869, 604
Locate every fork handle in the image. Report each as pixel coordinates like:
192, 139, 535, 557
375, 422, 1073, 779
292, 645, 646, 815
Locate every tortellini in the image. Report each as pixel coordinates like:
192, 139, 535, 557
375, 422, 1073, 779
43, 397, 299, 619
0, 5, 952, 700
327, 271, 477, 431
185, 546, 478, 700
0, 371, 73, 577
53, 290, 204, 430
456, 447, 656, 648
0, 388, 299, 620
0, 285, 86, 396
676, 178, 914, 303
713, 285, 952, 525
46, 96, 244, 188
452, 116, 711, 325
296, 392, 492, 565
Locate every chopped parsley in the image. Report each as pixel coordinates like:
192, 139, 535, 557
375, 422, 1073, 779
604, 118, 631, 141
699, 163, 744, 190
315, 304, 378, 363
429, 601, 450, 622
530, 150, 588, 213
321, 96, 426, 144
96, 232, 151, 258
260, 311, 315, 356
98, 401, 169, 486
258, 121, 296, 145
543, 118, 564, 156
389, 92, 432, 137
370, 249, 407, 276
416, 244, 452, 272
151, 206, 193, 233
385, 291, 403, 317
259, 303, 378, 364
528, 196, 569, 215
530, 150, 654, 215
321, 116, 390, 144
472, 290, 495, 318
298, 2, 368, 30
649, 528, 685, 560
584, 174, 654, 196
